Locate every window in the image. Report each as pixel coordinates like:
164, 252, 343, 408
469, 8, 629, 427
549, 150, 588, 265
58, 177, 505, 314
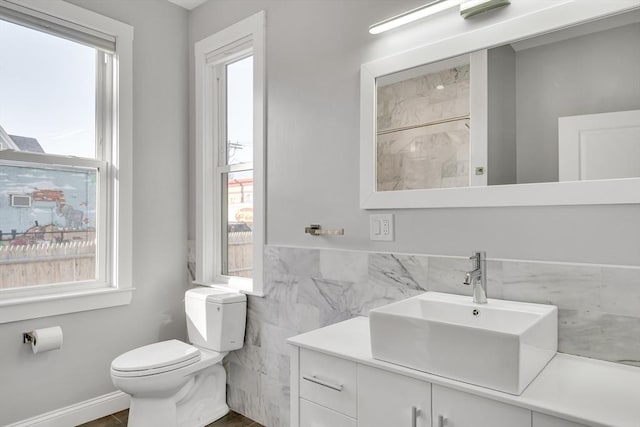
195, 11, 265, 295
0, 0, 133, 322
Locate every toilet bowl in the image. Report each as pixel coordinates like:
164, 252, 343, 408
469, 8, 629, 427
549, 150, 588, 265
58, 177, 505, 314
110, 288, 246, 427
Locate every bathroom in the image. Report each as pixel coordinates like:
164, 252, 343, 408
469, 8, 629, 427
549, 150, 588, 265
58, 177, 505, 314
0, 0, 639, 426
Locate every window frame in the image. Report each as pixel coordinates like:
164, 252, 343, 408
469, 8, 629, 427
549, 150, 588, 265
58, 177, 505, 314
0, 0, 133, 323
194, 11, 266, 296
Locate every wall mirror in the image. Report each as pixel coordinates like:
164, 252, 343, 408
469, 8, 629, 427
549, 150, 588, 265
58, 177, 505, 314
360, 1, 640, 209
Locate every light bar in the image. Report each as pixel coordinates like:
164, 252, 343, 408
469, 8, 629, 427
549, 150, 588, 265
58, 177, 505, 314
369, 0, 511, 35
369, 0, 460, 35
460, 0, 510, 19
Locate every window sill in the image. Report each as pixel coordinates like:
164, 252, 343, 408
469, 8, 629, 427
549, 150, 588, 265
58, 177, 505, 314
192, 281, 264, 298
0, 287, 134, 324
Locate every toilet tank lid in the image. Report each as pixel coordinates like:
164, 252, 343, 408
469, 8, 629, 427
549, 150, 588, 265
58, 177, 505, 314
185, 287, 246, 304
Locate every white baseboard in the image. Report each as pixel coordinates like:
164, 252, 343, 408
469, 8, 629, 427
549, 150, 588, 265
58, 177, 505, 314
6, 391, 130, 427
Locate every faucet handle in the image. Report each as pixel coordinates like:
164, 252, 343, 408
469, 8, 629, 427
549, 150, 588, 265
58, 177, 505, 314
463, 272, 472, 286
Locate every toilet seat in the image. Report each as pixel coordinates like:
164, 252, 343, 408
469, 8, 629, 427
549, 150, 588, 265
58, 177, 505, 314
111, 339, 201, 378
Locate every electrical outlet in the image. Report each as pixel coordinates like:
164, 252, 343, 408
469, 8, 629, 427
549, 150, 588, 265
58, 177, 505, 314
370, 214, 394, 241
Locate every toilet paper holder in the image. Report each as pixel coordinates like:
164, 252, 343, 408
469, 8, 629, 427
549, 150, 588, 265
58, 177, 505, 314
22, 331, 36, 345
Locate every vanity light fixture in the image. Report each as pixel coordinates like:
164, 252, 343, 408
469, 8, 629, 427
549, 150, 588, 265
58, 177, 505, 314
369, 0, 461, 35
369, 0, 510, 34
459, 0, 510, 19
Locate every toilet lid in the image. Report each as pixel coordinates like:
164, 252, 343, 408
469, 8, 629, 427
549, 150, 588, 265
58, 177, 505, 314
111, 339, 201, 376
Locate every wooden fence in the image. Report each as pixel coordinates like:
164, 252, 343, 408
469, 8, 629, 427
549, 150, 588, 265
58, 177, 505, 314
0, 241, 95, 288
227, 231, 252, 278
0, 231, 252, 289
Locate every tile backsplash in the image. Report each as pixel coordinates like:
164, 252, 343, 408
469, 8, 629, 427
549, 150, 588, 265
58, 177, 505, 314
219, 245, 640, 427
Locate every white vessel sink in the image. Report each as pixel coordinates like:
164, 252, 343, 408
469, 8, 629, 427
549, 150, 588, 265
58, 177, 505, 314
369, 292, 557, 395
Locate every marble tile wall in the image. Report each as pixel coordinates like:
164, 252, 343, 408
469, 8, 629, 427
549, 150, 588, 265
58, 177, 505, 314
376, 65, 470, 191
377, 65, 470, 132
376, 120, 470, 191
223, 246, 640, 426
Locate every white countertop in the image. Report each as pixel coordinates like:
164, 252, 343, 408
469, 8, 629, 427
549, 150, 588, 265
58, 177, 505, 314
287, 316, 640, 427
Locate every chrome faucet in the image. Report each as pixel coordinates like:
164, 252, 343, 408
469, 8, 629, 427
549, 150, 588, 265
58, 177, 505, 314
463, 251, 487, 304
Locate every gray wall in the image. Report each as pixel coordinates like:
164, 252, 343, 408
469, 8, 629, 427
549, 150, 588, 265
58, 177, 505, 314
189, 0, 640, 267
0, 0, 189, 424
516, 22, 640, 183
187, 2, 640, 425
488, 45, 517, 186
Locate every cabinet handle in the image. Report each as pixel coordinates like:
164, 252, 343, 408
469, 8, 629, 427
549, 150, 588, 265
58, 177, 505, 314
411, 406, 420, 427
302, 374, 343, 392
438, 415, 447, 427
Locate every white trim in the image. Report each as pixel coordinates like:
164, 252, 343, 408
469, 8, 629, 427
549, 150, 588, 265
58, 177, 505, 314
360, 0, 640, 209
5, 390, 129, 427
0, 0, 134, 321
0, 288, 133, 324
290, 345, 300, 427
469, 50, 487, 187
195, 11, 265, 296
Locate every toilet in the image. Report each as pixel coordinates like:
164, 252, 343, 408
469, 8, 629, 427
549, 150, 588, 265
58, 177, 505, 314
110, 287, 246, 427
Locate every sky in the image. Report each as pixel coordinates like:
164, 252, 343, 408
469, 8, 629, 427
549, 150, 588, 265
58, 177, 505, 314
226, 55, 254, 165
0, 17, 255, 164
0, 19, 96, 158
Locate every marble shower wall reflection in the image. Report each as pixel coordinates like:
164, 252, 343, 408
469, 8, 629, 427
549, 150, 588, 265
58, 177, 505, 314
376, 64, 470, 191
224, 245, 640, 427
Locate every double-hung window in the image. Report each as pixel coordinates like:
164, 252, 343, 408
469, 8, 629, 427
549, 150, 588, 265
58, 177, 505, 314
195, 11, 265, 295
0, 0, 133, 322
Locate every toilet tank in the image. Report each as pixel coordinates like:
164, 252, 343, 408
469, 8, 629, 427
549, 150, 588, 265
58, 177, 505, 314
185, 287, 247, 352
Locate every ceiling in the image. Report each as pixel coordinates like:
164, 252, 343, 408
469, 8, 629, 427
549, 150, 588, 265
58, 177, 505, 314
167, 0, 208, 10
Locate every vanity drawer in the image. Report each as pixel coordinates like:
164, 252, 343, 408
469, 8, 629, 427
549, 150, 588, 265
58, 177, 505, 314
300, 398, 357, 427
299, 348, 357, 417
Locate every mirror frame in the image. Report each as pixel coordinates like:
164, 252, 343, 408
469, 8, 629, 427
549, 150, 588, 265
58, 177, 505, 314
360, 0, 640, 209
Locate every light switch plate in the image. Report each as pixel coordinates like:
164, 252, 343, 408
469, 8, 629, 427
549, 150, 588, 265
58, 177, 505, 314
370, 214, 394, 241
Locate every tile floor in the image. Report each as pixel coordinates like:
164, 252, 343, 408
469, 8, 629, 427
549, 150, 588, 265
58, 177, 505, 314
77, 409, 263, 427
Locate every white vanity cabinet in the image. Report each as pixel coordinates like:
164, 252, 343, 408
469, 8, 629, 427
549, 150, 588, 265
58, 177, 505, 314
432, 385, 530, 427
533, 413, 588, 427
357, 364, 431, 427
296, 347, 358, 427
288, 317, 640, 427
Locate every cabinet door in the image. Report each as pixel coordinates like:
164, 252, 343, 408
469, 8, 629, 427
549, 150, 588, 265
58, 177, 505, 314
300, 398, 357, 427
533, 412, 588, 427
432, 385, 530, 427
357, 364, 431, 427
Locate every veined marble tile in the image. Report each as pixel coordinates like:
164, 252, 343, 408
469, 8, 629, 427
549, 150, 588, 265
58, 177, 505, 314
227, 387, 249, 421
259, 322, 296, 357
377, 120, 470, 191
319, 248, 368, 283
600, 266, 640, 318
228, 381, 282, 427
278, 301, 321, 334
267, 245, 320, 278
368, 253, 429, 292
224, 245, 640, 427
227, 361, 260, 395
558, 309, 640, 366
295, 277, 360, 326
486, 260, 504, 299
502, 261, 602, 311
263, 268, 299, 303
377, 64, 470, 132
426, 256, 472, 295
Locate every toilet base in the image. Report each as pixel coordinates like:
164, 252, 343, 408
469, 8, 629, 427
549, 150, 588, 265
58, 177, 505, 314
127, 362, 229, 427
